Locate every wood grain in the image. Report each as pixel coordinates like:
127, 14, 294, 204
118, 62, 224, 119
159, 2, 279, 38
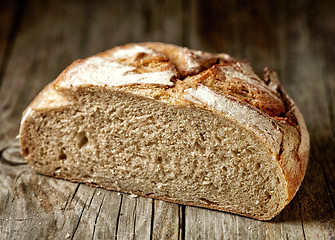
0, 0, 19, 88
1, 0, 335, 239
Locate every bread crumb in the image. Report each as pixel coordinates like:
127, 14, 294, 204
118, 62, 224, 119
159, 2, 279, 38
130, 194, 138, 198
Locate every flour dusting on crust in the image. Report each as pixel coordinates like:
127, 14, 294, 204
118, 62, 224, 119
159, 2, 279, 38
112, 45, 155, 59
60, 56, 176, 87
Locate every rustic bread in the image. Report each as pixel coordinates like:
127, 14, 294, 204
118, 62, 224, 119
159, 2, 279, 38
19, 42, 309, 220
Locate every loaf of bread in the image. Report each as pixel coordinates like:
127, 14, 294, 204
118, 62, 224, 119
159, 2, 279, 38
19, 42, 309, 220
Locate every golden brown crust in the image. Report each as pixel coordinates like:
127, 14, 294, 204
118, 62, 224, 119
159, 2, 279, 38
53, 42, 296, 122
262, 68, 309, 203
102, 43, 178, 76
182, 63, 287, 117
140, 42, 234, 78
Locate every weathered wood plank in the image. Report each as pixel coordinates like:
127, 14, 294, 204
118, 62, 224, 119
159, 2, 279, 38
152, 200, 180, 240
325, 71, 335, 207
116, 194, 138, 240
185, 206, 237, 240
0, 149, 80, 239
0, 0, 20, 80
268, 199, 306, 240
133, 197, 153, 239
113, 194, 153, 240
308, 0, 335, 224
184, 200, 305, 240
91, 191, 122, 239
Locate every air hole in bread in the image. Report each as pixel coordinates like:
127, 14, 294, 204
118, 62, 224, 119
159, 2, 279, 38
40, 150, 45, 157
23, 147, 29, 155
77, 132, 88, 148
241, 87, 249, 93
231, 150, 239, 157
276, 177, 280, 184
260, 209, 268, 215
255, 162, 261, 170
245, 148, 252, 154
57, 147, 67, 160
95, 149, 100, 156
155, 156, 162, 164
54, 167, 61, 171
199, 132, 205, 141
58, 153, 67, 160
265, 191, 271, 200
194, 141, 204, 154
222, 166, 228, 173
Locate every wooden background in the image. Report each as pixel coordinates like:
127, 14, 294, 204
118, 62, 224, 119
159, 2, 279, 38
1, 0, 335, 239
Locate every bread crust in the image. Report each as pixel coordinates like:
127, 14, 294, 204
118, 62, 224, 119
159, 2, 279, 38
38, 171, 273, 220
20, 42, 309, 220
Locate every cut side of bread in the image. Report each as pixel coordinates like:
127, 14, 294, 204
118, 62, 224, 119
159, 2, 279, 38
19, 42, 309, 220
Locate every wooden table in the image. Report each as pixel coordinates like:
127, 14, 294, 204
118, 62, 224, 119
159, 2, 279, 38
1, 0, 335, 239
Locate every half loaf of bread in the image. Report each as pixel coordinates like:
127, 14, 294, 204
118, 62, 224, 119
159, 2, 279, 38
19, 42, 309, 220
